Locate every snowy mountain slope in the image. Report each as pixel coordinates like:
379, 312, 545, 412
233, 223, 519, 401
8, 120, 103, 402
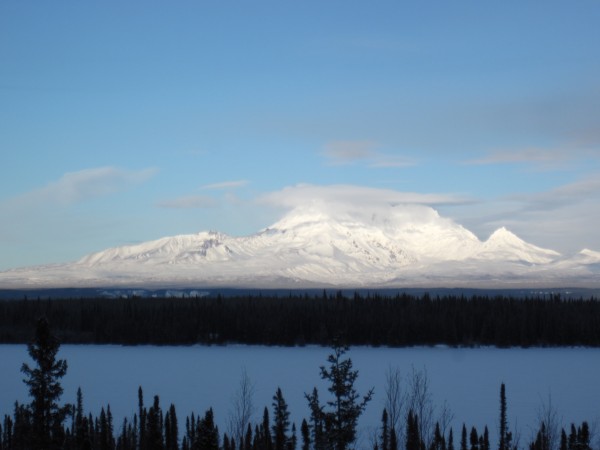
1, 203, 599, 288
476, 227, 561, 264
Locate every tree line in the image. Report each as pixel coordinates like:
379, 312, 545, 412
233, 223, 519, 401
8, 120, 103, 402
0, 318, 596, 450
0, 293, 599, 346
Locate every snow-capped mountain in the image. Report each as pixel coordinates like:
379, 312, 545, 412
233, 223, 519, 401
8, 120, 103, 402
1, 204, 599, 288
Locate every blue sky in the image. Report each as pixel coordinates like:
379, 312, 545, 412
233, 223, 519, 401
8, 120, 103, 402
1, 1, 600, 270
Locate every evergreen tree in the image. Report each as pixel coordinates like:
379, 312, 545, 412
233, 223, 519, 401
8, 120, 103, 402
481, 427, 489, 450
21, 317, 69, 450
381, 409, 389, 450
260, 407, 273, 450
305, 388, 325, 450
300, 419, 310, 450
568, 425, 577, 450
406, 411, 422, 450
577, 422, 591, 450
139, 387, 147, 450
98, 406, 116, 450
307, 342, 374, 450
75, 387, 86, 449
107, 405, 116, 450
3, 414, 13, 450
430, 423, 445, 450
117, 417, 136, 450
470, 428, 478, 450
244, 423, 253, 450
272, 388, 290, 450
195, 408, 219, 450
498, 384, 512, 450
559, 430, 567, 450
390, 426, 398, 450
460, 425, 467, 450
165, 404, 179, 450
254, 424, 261, 450
529, 423, 549, 450
146, 395, 164, 450
288, 424, 297, 450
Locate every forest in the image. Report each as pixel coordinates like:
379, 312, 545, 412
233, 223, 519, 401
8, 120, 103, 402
0, 292, 599, 346
0, 318, 596, 450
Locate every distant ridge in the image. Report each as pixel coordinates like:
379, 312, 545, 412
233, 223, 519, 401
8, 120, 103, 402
1, 203, 599, 288
1, 287, 599, 301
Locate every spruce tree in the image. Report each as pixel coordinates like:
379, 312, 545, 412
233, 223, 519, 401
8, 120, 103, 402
470, 428, 479, 450
381, 409, 389, 450
244, 423, 253, 450
577, 422, 591, 450
390, 426, 398, 450
146, 396, 164, 450
307, 342, 374, 450
288, 424, 297, 450
260, 407, 273, 450
499, 384, 510, 450
431, 423, 445, 450
139, 387, 147, 450
272, 388, 290, 450
21, 317, 69, 450
481, 427, 489, 450
196, 408, 219, 450
460, 425, 467, 450
165, 404, 178, 450
3, 414, 13, 450
568, 425, 577, 450
300, 419, 310, 450
559, 430, 567, 450
406, 411, 421, 450
75, 387, 85, 449
305, 388, 324, 450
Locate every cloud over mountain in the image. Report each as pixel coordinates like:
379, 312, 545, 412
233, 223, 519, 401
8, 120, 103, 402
1, 194, 598, 289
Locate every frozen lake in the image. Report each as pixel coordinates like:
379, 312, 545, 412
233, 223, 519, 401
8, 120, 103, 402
1, 345, 599, 447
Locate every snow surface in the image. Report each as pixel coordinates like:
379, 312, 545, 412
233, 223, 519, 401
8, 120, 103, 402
1, 204, 599, 288
2, 345, 599, 449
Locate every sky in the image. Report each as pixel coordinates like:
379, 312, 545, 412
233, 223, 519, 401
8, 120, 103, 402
1, 1, 600, 271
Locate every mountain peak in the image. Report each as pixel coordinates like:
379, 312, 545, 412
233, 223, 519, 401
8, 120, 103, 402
1, 203, 598, 288
481, 227, 560, 264
488, 226, 521, 243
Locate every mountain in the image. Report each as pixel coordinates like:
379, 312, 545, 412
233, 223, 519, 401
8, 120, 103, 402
1, 204, 599, 288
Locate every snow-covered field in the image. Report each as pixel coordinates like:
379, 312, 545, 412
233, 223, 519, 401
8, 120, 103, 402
2, 345, 599, 447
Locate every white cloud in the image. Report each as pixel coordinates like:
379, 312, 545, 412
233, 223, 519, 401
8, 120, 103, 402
200, 180, 249, 190
260, 184, 472, 210
157, 195, 217, 209
8, 167, 157, 207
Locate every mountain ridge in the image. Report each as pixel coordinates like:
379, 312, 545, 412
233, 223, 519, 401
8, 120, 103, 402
1, 204, 599, 288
